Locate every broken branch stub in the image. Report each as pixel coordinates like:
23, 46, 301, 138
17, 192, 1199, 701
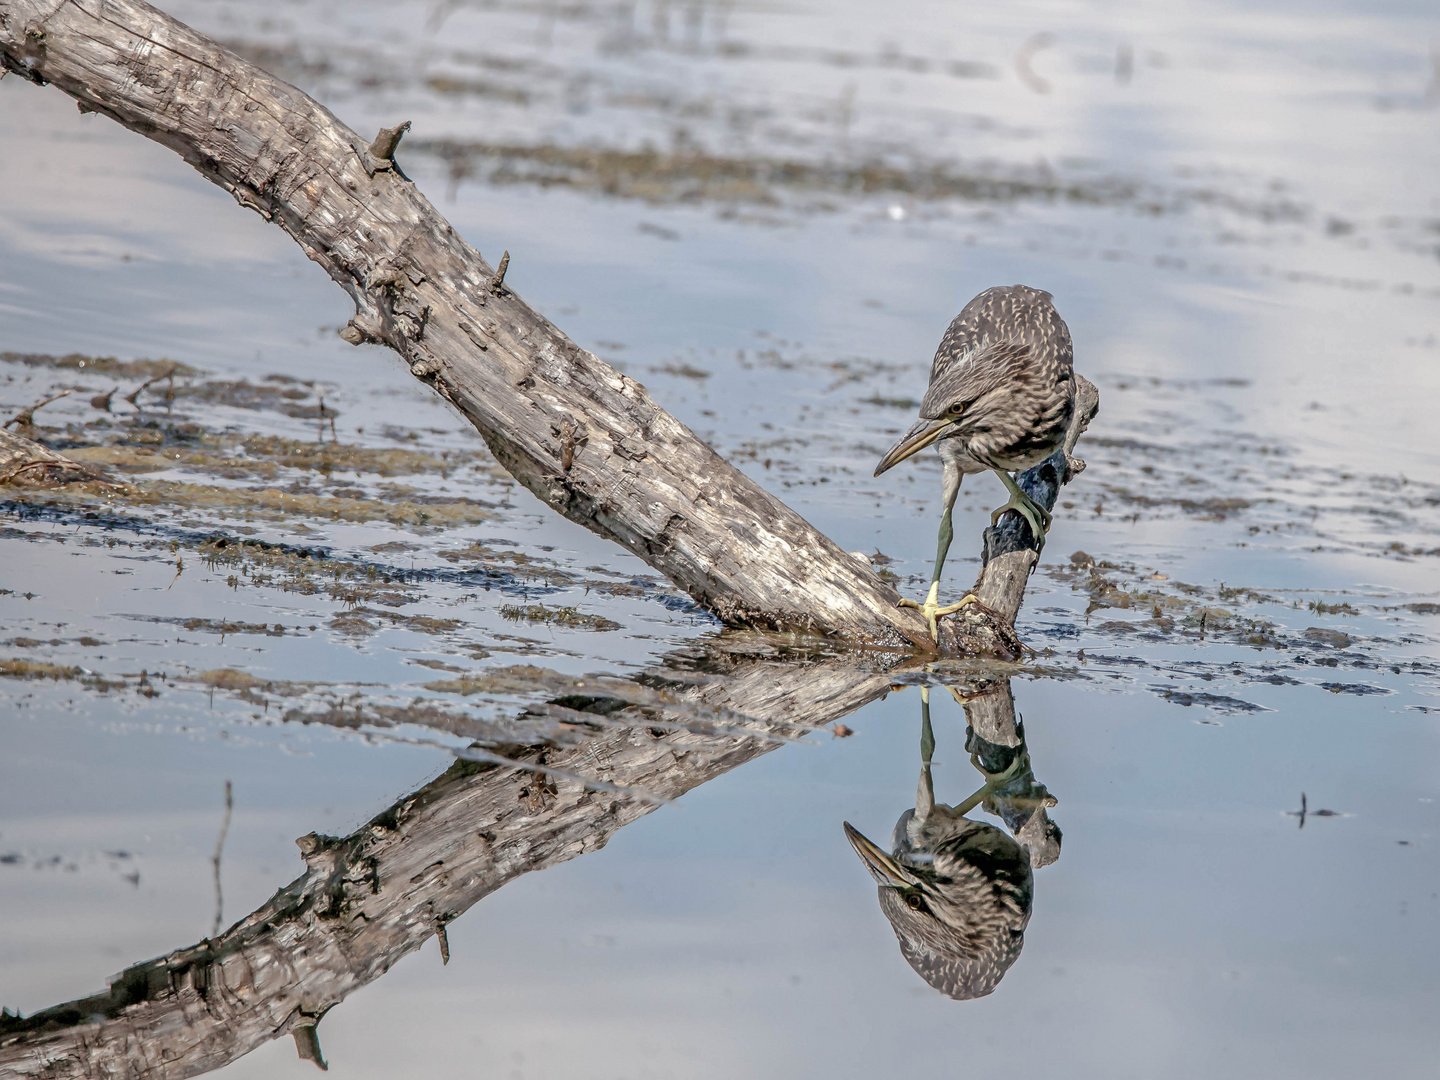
0, 0, 1096, 655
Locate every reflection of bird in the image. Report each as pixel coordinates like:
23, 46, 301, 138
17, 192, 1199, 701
844, 689, 1033, 1000
874, 285, 1075, 639
844, 818, 1032, 1001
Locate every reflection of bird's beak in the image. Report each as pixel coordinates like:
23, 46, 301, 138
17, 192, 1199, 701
844, 821, 917, 888
873, 417, 952, 477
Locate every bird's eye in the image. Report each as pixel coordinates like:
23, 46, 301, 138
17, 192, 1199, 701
948, 401, 964, 415
905, 892, 925, 911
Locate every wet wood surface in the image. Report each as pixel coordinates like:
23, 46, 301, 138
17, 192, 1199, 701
0, 0, 1096, 656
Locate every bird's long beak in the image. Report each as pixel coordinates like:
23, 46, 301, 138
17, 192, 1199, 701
844, 821, 917, 888
873, 416, 952, 477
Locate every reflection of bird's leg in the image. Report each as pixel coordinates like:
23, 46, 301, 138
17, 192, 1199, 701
989, 469, 1052, 554
899, 458, 979, 640
917, 687, 936, 821
919, 684, 1006, 818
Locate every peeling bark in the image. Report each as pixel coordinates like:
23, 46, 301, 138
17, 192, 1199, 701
0, 0, 1098, 655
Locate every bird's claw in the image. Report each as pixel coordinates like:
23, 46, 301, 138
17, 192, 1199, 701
899, 582, 980, 642
990, 486, 1052, 554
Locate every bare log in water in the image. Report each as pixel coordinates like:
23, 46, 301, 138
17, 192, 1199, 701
0, 0, 1097, 656
0, 658, 894, 1079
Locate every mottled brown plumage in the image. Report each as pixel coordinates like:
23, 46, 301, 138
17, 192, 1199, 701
916, 285, 1075, 473
847, 815, 1033, 1001
843, 686, 1035, 1000
874, 285, 1077, 638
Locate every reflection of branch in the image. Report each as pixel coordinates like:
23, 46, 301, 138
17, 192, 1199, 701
959, 680, 1061, 868
0, 658, 890, 1079
123, 365, 178, 408
211, 780, 233, 938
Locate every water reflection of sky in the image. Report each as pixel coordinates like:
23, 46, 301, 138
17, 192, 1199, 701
2, 0, 1438, 1075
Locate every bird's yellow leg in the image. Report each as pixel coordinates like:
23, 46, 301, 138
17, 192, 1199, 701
897, 461, 977, 641
899, 581, 980, 641
989, 469, 1052, 553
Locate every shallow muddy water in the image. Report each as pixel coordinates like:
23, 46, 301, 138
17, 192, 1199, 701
1, 0, 1438, 1076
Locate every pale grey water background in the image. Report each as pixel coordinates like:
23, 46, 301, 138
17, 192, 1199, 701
2, 0, 1439, 1076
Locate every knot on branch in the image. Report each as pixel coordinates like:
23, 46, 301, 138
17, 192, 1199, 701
338, 313, 382, 346
369, 121, 410, 167
356, 121, 413, 180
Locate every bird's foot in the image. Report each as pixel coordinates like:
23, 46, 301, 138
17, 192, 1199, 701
990, 484, 1052, 553
898, 581, 980, 642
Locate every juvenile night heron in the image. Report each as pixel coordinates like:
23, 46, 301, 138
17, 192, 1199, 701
875, 285, 1076, 639
843, 688, 1034, 1000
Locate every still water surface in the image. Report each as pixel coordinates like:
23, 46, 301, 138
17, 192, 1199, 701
1, 0, 1438, 1076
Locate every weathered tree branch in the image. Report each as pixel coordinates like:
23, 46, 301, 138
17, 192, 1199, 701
0, 427, 120, 490
0, 0, 1096, 655
0, 655, 894, 1079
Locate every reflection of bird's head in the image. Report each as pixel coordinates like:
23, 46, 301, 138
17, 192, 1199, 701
844, 811, 1033, 1000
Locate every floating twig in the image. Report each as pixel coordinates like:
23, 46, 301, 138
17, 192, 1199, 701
124, 364, 178, 408
4, 388, 72, 428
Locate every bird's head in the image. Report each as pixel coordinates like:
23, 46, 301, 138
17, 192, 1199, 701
872, 355, 1000, 477
843, 818, 1032, 1000
872, 336, 1039, 477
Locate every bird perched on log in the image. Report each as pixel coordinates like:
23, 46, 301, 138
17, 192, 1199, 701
874, 285, 1076, 639
843, 686, 1035, 1000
